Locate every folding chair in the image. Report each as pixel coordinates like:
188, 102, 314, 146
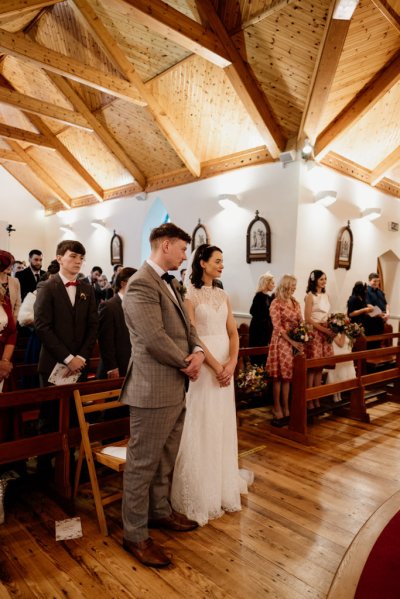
73, 387, 127, 535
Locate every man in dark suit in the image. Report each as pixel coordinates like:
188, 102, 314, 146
97, 267, 136, 379
16, 249, 45, 300
84, 265, 106, 307
34, 240, 98, 384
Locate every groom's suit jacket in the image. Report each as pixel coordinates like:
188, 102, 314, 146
120, 262, 202, 408
34, 274, 98, 376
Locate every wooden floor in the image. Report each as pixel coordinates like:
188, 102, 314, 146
2, 400, 400, 599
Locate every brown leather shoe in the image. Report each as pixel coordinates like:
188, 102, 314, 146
122, 537, 171, 568
148, 510, 199, 532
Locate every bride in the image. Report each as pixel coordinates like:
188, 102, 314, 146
171, 244, 251, 526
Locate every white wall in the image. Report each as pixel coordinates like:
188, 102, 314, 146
0, 167, 46, 262
294, 161, 400, 321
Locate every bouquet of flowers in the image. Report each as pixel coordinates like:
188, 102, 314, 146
235, 364, 268, 394
345, 321, 364, 343
327, 312, 350, 335
288, 321, 313, 344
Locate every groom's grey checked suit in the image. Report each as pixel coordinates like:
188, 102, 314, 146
120, 261, 202, 543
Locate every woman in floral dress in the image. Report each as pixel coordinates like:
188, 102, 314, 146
266, 275, 303, 420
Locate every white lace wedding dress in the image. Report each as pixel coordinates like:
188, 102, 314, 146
171, 284, 251, 526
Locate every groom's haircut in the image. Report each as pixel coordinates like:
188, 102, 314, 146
149, 223, 191, 247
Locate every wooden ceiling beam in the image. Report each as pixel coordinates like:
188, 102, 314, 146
47, 72, 146, 188
0, 29, 146, 106
0, 1, 62, 18
370, 145, 400, 186
315, 50, 400, 159
0, 86, 92, 131
235, 0, 296, 31
0, 149, 26, 163
28, 113, 104, 201
371, 0, 400, 34
71, 0, 201, 177
0, 122, 54, 148
120, 0, 230, 68
7, 139, 71, 209
195, 0, 285, 158
299, 2, 351, 144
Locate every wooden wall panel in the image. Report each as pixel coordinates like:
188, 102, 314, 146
331, 82, 400, 170
240, 0, 330, 139
148, 55, 265, 162
0, 10, 40, 32
98, 100, 184, 177
57, 127, 134, 189
318, 0, 400, 132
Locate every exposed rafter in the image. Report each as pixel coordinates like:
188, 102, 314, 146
0, 1, 62, 18
195, 0, 285, 158
315, 51, 400, 159
235, 0, 296, 31
0, 28, 146, 106
71, 0, 201, 177
0, 86, 92, 131
0, 149, 26, 163
7, 138, 71, 209
120, 0, 230, 68
0, 122, 54, 148
47, 72, 146, 189
370, 145, 400, 186
371, 0, 400, 33
299, 1, 351, 144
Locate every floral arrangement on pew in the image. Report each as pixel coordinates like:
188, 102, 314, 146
235, 364, 268, 395
288, 322, 314, 353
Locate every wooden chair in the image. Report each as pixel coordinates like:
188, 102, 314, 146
73, 387, 127, 535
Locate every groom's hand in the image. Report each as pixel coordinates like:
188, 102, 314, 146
181, 351, 204, 381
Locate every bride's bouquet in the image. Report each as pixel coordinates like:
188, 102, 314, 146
235, 364, 268, 394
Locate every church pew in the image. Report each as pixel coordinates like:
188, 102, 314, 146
0, 377, 126, 499
273, 334, 400, 444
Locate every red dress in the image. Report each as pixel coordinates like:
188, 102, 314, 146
267, 298, 303, 381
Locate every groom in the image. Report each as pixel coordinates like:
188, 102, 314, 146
120, 223, 204, 568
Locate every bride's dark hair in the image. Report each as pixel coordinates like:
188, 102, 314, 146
190, 243, 222, 289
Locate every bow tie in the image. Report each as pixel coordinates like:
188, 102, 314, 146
65, 280, 79, 287
161, 273, 175, 284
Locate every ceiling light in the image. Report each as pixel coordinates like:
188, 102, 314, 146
301, 138, 314, 160
218, 194, 240, 209
91, 219, 106, 228
314, 190, 337, 207
333, 0, 359, 20
60, 224, 73, 232
361, 207, 382, 221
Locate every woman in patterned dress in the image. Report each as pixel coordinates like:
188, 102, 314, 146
266, 275, 303, 420
304, 270, 333, 408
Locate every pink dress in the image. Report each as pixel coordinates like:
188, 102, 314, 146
305, 292, 333, 359
267, 298, 303, 380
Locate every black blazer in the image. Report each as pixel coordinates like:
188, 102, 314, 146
97, 294, 131, 378
34, 274, 98, 376
16, 267, 46, 300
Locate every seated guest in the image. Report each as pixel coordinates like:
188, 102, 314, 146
97, 267, 136, 379
347, 281, 374, 334
249, 272, 275, 365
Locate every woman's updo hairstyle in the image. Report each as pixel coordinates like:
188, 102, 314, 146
190, 243, 222, 289
306, 269, 325, 294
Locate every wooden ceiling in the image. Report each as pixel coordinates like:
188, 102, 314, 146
0, 0, 399, 213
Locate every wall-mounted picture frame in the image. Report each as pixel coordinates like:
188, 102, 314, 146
191, 219, 209, 252
246, 210, 271, 263
334, 221, 353, 270
110, 230, 123, 265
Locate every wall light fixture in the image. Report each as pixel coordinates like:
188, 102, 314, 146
91, 219, 106, 228
314, 190, 337, 207
218, 194, 240, 209
361, 207, 382, 221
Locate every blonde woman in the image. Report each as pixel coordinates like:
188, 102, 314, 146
249, 272, 275, 365
266, 275, 304, 420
